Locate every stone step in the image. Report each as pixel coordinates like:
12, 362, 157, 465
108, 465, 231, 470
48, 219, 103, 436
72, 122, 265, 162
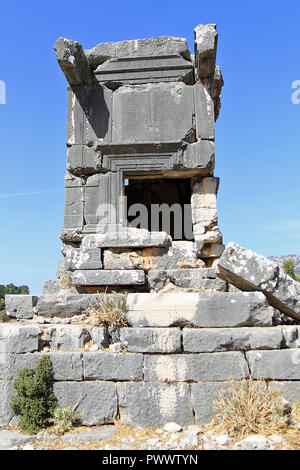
126, 292, 276, 328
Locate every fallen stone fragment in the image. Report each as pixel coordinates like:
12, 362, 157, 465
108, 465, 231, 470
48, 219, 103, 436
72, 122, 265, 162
236, 435, 275, 450
0, 430, 37, 450
217, 242, 300, 321
63, 426, 117, 443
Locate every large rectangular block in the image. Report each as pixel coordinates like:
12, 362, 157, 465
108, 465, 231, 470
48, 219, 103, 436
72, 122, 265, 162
126, 292, 275, 328
117, 382, 194, 427
83, 352, 143, 381
53, 381, 118, 425
35, 293, 108, 318
218, 242, 300, 322
147, 268, 226, 292
191, 381, 233, 424
44, 325, 91, 351
71, 269, 146, 286
120, 328, 181, 353
144, 352, 249, 382
5, 295, 38, 320
246, 349, 300, 380
0, 325, 40, 353
112, 82, 194, 143
182, 327, 284, 353
2, 352, 83, 381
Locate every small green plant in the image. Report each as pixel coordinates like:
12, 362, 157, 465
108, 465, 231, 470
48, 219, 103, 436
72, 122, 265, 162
10, 356, 57, 435
50, 401, 82, 435
284, 259, 300, 282
86, 295, 127, 328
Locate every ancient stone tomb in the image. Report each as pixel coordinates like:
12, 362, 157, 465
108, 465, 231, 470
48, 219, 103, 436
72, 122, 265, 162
2, 25, 300, 430
55, 24, 225, 291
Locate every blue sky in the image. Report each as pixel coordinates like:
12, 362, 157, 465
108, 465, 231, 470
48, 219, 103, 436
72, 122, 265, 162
0, 0, 299, 293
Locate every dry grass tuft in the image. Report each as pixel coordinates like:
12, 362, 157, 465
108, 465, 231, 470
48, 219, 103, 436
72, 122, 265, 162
57, 275, 74, 290
85, 295, 127, 328
209, 377, 291, 439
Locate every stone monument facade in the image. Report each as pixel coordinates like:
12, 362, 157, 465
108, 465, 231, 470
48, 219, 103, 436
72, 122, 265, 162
54, 24, 224, 291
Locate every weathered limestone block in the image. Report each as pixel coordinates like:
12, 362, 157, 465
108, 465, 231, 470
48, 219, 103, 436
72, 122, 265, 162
103, 242, 204, 271
71, 269, 146, 286
147, 269, 226, 292
43, 280, 64, 294
85, 36, 191, 70
62, 245, 102, 271
35, 293, 104, 318
117, 382, 194, 427
83, 352, 143, 381
53, 381, 118, 425
120, 328, 181, 353
66, 84, 112, 146
90, 327, 110, 349
183, 140, 215, 170
218, 242, 300, 321
194, 24, 218, 80
194, 81, 214, 140
54, 37, 91, 86
213, 66, 224, 121
67, 145, 101, 175
64, 172, 84, 229
191, 382, 237, 424
0, 381, 16, 425
2, 352, 83, 381
268, 381, 300, 404
44, 325, 91, 351
182, 327, 285, 353
112, 82, 194, 143
5, 295, 38, 319
144, 352, 249, 382
0, 325, 40, 354
92, 229, 169, 249
126, 292, 275, 328
191, 177, 219, 224
246, 349, 300, 380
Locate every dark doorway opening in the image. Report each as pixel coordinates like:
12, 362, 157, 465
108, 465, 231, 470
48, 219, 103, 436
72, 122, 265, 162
125, 177, 194, 241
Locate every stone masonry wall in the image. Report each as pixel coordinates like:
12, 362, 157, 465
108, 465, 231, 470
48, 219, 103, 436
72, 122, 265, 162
2, 290, 300, 428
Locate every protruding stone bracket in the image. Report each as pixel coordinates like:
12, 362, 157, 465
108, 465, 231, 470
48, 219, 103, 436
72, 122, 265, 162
54, 37, 92, 86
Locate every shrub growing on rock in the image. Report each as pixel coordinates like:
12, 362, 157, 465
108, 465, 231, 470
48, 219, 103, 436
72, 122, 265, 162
10, 356, 57, 434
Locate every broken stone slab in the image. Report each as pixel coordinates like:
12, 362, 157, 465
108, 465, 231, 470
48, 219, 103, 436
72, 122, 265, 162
71, 269, 146, 286
0, 381, 17, 425
143, 352, 249, 382
120, 328, 181, 353
54, 37, 91, 86
117, 382, 194, 427
217, 242, 300, 322
0, 324, 40, 354
53, 381, 118, 425
35, 293, 105, 318
182, 327, 285, 353
213, 66, 224, 121
5, 295, 38, 319
194, 24, 218, 80
83, 352, 143, 381
246, 349, 300, 380
90, 327, 110, 349
0, 429, 37, 451
62, 425, 117, 443
126, 292, 275, 328
84, 36, 191, 70
44, 325, 91, 351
